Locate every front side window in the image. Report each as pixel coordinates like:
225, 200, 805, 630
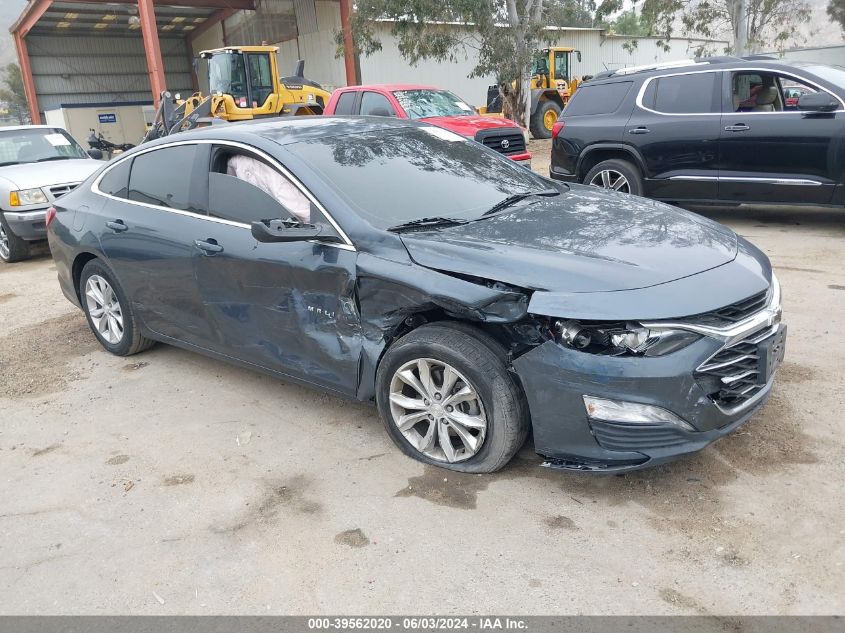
393, 90, 474, 119
652, 72, 718, 114
284, 127, 551, 230
360, 92, 395, 116
220, 152, 311, 224
0, 127, 88, 166
128, 145, 201, 211
208, 52, 248, 106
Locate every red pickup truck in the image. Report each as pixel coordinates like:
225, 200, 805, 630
324, 84, 532, 167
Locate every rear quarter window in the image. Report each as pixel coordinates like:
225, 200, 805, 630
563, 81, 633, 116
334, 92, 357, 115
98, 158, 131, 198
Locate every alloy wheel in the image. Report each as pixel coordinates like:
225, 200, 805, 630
85, 274, 124, 344
589, 169, 630, 193
0, 224, 9, 260
388, 358, 488, 463
543, 109, 558, 132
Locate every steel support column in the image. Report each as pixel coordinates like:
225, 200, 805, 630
138, 0, 167, 106
339, 0, 358, 86
13, 34, 41, 125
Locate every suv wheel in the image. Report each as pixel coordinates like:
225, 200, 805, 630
530, 100, 562, 139
0, 215, 31, 263
376, 322, 529, 473
584, 159, 643, 196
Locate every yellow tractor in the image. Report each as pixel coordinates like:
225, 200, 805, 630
482, 47, 583, 139
143, 45, 330, 142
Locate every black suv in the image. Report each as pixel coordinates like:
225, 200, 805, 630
549, 57, 845, 206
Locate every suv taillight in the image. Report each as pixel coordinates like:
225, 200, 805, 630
45, 206, 57, 228
552, 121, 565, 139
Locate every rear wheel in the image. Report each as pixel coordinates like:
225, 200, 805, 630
583, 158, 644, 196
79, 259, 154, 356
376, 323, 529, 473
530, 100, 562, 139
0, 215, 31, 263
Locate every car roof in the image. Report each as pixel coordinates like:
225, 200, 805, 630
0, 125, 62, 132
141, 115, 423, 149
336, 84, 444, 92
588, 57, 829, 84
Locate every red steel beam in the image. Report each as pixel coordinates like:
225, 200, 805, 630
13, 33, 41, 124
49, 0, 255, 9
339, 0, 358, 86
138, 0, 167, 106
9, 0, 53, 37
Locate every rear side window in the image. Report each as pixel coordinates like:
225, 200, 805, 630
128, 145, 201, 211
651, 72, 718, 113
334, 91, 356, 115
99, 158, 131, 198
563, 82, 632, 116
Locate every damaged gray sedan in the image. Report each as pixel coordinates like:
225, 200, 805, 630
46, 117, 786, 473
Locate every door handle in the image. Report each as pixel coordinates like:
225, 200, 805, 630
194, 239, 224, 255
724, 124, 750, 132
106, 220, 128, 232
628, 127, 650, 134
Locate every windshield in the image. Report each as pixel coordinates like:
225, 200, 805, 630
531, 52, 549, 76
208, 52, 248, 105
284, 126, 552, 230
393, 90, 475, 119
0, 128, 88, 166
803, 64, 845, 91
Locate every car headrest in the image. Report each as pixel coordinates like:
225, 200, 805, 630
756, 86, 778, 105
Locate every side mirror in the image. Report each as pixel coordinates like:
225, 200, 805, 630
251, 219, 340, 243
797, 91, 839, 112
87, 148, 103, 160
576, 50, 582, 63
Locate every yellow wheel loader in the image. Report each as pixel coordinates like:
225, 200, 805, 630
481, 47, 583, 139
143, 45, 330, 143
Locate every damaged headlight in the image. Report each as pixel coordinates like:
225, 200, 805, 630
552, 319, 700, 357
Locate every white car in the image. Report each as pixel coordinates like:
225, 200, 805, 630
0, 125, 102, 263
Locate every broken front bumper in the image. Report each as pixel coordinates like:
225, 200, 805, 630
511, 323, 786, 472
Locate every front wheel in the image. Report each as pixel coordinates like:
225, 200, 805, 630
583, 158, 644, 196
376, 323, 529, 473
0, 214, 31, 263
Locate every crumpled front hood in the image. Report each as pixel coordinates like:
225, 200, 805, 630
400, 184, 738, 294
419, 114, 523, 137
0, 159, 100, 190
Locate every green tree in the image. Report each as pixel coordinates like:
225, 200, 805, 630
0, 63, 30, 125
602, 7, 651, 36
338, 0, 617, 127
640, 0, 810, 54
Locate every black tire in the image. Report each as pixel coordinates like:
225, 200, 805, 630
376, 322, 529, 473
79, 259, 155, 356
0, 214, 31, 263
529, 100, 562, 139
583, 158, 644, 196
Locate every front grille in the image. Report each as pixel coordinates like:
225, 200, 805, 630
49, 182, 80, 199
477, 132, 526, 156
695, 326, 783, 408
677, 289, 769, 328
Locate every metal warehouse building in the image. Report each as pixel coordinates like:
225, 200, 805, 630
11, 0, 724, 146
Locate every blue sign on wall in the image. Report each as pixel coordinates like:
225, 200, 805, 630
98, 113, 117, 123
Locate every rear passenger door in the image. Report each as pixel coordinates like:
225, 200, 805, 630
717, 70, 839, 204
359, 91, 396, 117
628, 70, 721, 201
96, 142, 214, 347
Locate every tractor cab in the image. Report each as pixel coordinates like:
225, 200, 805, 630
530, 47, 582, 92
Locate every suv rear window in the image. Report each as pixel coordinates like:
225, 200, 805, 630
648, 72, 718, 114
563, 82, 632, 116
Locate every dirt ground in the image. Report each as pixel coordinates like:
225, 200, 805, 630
1, 142, 844, 614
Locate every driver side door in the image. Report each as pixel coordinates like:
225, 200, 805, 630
191, 143, 362, 397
